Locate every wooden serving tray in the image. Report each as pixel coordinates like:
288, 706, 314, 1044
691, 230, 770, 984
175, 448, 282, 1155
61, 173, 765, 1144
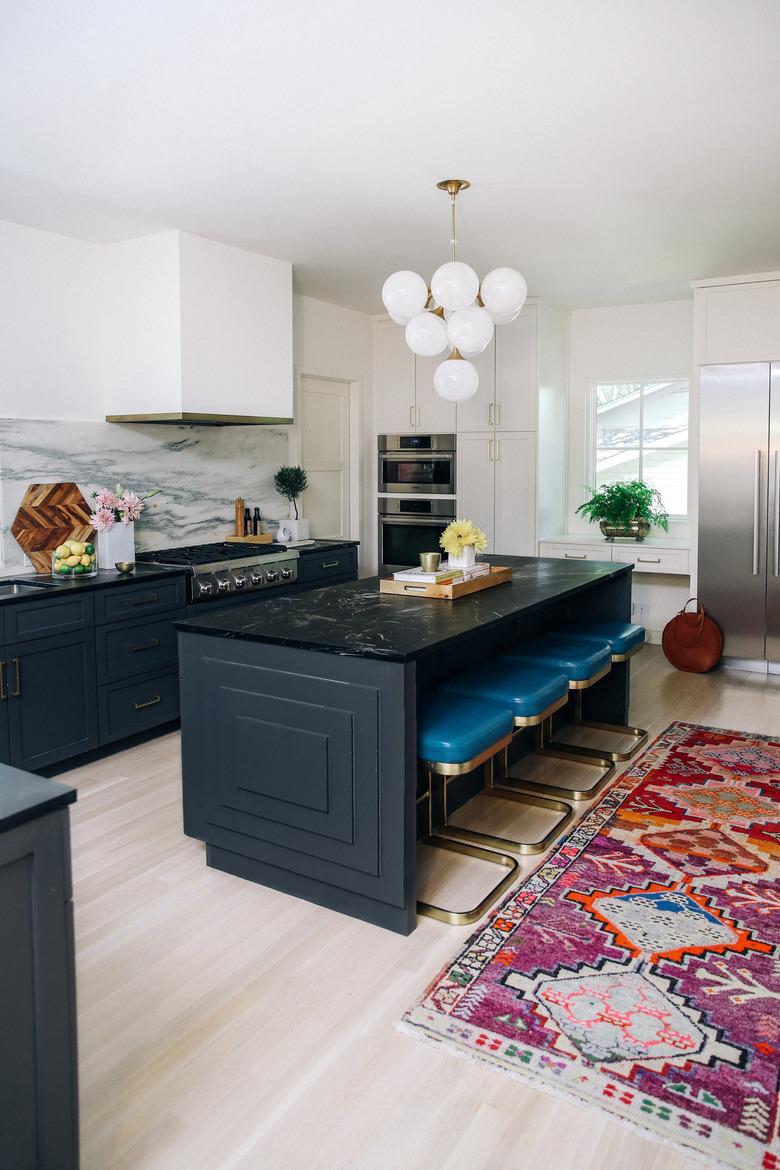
224, 534, 273, 545
380, 565, 512, 600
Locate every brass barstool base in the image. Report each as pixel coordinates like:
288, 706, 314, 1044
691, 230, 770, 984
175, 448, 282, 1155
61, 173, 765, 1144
502, 747, 616, 801
548, 719, 648, 762
416, 835, 519, 926
443, 787, 575, 855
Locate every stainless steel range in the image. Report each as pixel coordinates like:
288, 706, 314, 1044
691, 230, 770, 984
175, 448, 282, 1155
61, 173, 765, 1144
135, 542, 299, 606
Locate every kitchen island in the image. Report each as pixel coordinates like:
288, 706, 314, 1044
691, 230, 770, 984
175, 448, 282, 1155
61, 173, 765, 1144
177, 555, 633, 933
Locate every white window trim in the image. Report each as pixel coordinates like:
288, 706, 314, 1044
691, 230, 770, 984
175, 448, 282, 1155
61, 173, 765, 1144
586, 376, 690, 522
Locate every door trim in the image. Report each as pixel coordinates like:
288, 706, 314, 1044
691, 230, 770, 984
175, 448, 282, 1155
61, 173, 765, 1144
291, 369, 361, 543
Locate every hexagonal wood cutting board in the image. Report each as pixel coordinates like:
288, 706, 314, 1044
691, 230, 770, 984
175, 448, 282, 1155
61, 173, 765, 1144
11, 483, 95, 573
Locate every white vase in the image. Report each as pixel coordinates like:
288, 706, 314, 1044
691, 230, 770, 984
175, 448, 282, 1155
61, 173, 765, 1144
277, 517, 310, 543
97, 521, 135, 568
448, 546, 477, 569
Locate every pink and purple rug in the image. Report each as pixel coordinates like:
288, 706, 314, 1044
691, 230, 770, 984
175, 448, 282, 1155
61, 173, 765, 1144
402, 722, 780, 1170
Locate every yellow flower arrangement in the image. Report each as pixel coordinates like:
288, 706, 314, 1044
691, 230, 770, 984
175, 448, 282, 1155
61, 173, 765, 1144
439, 518, 488, 558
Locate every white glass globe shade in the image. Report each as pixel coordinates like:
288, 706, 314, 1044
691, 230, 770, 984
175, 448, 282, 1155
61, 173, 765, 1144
434, 357, 479, 402
381, 270, 428, 321
431, 261, 480, 312
388, 309, 412, 326
405, 311, 449, 357
446, 306, 494, 357
480, 267, 528, 323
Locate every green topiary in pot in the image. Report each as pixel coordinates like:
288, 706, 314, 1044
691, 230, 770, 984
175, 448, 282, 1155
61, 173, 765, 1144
273, 466, 309, 520
575, 480, 669, 542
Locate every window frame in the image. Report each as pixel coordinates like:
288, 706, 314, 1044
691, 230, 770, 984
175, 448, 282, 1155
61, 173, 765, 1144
586, 376, 691, 522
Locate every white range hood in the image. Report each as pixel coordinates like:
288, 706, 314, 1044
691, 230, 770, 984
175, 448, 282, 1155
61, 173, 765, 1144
104, 231, 293, 425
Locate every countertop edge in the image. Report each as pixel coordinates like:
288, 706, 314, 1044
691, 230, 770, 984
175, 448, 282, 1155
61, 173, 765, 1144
0, 763, 77, 832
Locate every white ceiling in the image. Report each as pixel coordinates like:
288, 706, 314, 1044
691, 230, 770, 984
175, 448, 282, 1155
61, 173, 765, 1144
2, 0, 780, 313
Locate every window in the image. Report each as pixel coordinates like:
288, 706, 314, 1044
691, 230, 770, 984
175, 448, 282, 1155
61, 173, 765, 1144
591, 379, 689, 518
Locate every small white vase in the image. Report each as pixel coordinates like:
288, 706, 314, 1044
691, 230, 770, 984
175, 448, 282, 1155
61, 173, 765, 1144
97, 521, 135, 569
277, 517, 310, 543
448, 546, 477, 569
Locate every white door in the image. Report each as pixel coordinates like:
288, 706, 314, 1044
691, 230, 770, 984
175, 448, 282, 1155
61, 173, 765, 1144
495, 308, 537, 431
299, 376, 350, 539
455, 340, 496, 433
456, 431, 496, 550
415, 356, 457, 433
494, 432, 536, 555
374, 319, 416, 435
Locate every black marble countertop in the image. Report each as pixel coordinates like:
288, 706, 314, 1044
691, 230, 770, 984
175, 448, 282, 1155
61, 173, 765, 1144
0, 563, 186, 606
177, 555, 629, 662
294, 540, 359, 555
0, 762, 76, 832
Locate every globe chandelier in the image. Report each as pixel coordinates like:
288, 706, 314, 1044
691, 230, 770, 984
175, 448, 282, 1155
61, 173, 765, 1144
381, 179, 527, 403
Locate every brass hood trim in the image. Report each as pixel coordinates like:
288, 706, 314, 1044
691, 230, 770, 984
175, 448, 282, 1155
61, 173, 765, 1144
106, 412, 293, 427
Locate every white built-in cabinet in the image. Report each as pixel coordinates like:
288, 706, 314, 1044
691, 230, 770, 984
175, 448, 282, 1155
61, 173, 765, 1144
372, 302, 568, 561
692, 272, 780, 365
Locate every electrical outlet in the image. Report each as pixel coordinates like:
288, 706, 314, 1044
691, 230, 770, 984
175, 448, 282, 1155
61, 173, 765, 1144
639, 604, 650, 616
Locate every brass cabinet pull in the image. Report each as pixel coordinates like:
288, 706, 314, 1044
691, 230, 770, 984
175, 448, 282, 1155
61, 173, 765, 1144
488, 439, 493, 461
130, 638, 160, 653
410, 403, 415, 427
564, 553, 587, 559
488, 402, 493, 425
495, 439, 501, 461
321, 560, 340, 569
10, 658, 20, 697
134, 694, 161, 710
496, 402, 501, 426
129, 593, 159, 607
753, 449, 762, 575
636, 556, 661, 563
0, 661, 6, 701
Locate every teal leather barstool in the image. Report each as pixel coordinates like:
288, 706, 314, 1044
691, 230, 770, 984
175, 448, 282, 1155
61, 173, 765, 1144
440, 660, 575, 854
417, 692, 519, 925
500, 635, 616, 800
551, 621, 648, 761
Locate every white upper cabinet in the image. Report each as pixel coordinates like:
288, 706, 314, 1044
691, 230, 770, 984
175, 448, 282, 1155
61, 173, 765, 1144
104, 231, 293, 423
415, 355, 456, 433
373, 318, 415, 434
494, 432, 536, 555
455, 341, 496, 432
494, 306, 537, 431
457, 431, 497, 550
693, 273, 780, 365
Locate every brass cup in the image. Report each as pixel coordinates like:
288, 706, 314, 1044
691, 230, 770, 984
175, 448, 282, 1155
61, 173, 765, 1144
115, 561, 136, 574
419, 552, 441, 573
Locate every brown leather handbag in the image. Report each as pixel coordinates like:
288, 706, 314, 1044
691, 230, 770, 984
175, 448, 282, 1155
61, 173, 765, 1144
662, 597, 723, 673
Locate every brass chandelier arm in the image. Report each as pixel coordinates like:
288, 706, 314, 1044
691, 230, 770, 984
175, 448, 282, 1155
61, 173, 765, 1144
436, 178, 470, 263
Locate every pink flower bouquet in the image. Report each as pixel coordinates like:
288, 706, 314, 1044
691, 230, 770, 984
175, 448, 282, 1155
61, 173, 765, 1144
89, 483, 159, 532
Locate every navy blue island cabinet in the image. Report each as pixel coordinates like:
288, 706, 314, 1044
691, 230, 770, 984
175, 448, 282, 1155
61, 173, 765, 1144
0, 763, 78, 1170
178, 555, 634, 934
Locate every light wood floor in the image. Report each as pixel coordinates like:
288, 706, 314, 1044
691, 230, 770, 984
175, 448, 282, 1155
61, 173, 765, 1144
67, 648, 780, 1170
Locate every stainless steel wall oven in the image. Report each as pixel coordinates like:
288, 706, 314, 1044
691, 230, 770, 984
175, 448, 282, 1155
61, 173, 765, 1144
378, 498, 456, 568
378, 434, 456, 495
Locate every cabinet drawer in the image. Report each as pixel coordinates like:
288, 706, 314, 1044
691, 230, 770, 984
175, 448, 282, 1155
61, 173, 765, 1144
612, 547, 690, 575
94, 576, 186, 625
95, 611, 184, 683
4, 594, 93, 643
539, 544, 612, 563
297, 547, 358, 587
98, 670, 179, 744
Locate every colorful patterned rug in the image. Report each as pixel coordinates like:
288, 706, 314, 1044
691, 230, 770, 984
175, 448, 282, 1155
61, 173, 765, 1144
402, 723, 780, 1170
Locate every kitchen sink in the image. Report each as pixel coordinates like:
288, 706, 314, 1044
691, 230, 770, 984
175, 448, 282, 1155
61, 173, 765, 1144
0, 578, 58, 598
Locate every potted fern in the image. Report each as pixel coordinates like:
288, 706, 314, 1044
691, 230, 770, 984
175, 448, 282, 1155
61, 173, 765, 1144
274, 465, 310, 542
576, 480, 669, 542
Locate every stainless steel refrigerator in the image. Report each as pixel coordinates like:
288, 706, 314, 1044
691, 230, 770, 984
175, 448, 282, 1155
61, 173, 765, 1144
698, 362, 780, 669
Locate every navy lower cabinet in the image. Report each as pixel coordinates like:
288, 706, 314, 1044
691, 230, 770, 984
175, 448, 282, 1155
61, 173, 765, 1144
297, 546, 358, 592
0, 767, 78, 1170
5, 630, 98, 771
0, 672, 9, 765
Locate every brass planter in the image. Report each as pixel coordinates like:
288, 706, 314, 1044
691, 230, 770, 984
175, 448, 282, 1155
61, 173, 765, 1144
599, 518, 651, 542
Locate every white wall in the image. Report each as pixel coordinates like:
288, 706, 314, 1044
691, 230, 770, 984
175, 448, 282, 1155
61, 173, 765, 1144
567, 299, 693, 536
292, 294, 373, 567
566, 299, 694, 638
0, 219, 106, 420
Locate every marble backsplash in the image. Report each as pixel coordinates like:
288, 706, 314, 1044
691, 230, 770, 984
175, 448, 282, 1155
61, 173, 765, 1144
0, 418, 290, 571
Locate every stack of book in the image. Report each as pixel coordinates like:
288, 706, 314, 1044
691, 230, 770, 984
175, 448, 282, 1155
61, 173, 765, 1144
392, 561, 491, 586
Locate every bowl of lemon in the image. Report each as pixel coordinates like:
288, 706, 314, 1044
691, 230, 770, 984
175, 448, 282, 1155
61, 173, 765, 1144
51, 540, 97, 579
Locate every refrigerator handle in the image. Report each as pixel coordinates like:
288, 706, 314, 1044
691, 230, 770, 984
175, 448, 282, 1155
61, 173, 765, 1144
774, 451, 780, 577
753, 450, 762, 575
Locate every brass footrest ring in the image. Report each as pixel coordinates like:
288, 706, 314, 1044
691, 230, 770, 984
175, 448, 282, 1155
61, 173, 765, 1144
502, 748, 616, 802
442, 790, 574, 856
549, 720, 648, 763
417, 835, 519, 926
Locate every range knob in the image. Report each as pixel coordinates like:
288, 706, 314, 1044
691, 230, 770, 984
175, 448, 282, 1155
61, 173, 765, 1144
233, 572, 247, 589
265, 569, 278, 583
197, 577, 215, 597
216, 575, 231, 593
248, 569, 264, 586
281, 567, 294, 580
